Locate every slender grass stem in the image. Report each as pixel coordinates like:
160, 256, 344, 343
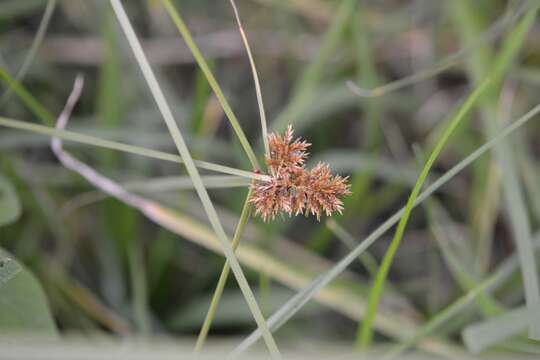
0, 67, 55, 126
454, 1, 540, 339
0, 66, 267, 181
346, 1, 529, 98
109, 1, 280, 356
229, 0, 269, 158
272, 0, 356, 131
194, 2, 271, 351
0, 0, 56, 104
231, 100, 540, 356
382, 268, 502, 359
326, 219, 379, 278
160, 0, 260, 170
357, 78, 492, 347
0, 117, 268, 181
194, 189, 253, 354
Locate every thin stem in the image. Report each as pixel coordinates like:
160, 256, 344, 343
382, 265, 510, 360
326, 219, 379, 278
0, 0, 57, 104
194, 189, 253, 354
346, 1, 529, 98
0, 66, 265, 181
110, 1, 280, 356
0, 117, 268, 181
229, 0, 270, 158
160, 0, 261, 170
357, 78, 492, 347
0, 67, 55, 126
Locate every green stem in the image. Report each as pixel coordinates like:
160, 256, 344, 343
0, 67, 55, 126
0, 0, 57, 104
160, 0, 260, 170
0, 117, 267, 181
356, 78, 492, 348
194, 188, 253, 353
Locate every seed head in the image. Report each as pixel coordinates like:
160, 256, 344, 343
250, 126, 350, 221
266, 125, 311, 174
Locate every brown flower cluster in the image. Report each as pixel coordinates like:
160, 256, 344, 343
250, 125, 351, 221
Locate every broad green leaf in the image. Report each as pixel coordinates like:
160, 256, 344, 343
0, 252, 21, 288
0, 174, 21, 227
0, 249, 57, 336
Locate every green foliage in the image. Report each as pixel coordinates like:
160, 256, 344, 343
0, 174, 21, 227
0, 249, 57, 336
1, 0, 540, 358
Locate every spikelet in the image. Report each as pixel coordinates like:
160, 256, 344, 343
266, 125, 310, 174
249, 125, 350, 221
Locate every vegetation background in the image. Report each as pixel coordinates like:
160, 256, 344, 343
1, 0, 540, 358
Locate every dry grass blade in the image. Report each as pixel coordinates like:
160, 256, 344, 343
51, 76, 147, 210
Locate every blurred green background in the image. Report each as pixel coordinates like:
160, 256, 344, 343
1, 0, 540, 358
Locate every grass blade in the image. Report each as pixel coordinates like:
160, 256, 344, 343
194, 190, 253, 353
0, 68, 55, 126
229, 0, 269, 157
326, 219, 378, 278
109, 1, 280, 356
453, 1, 540, 339
0, 117, 267, 181
346, 1, 528, 98
159, 0, 260, 170
60, 175, 250, 215
272, 0, 357, 131
194, 1, 271, 350
462, 305, 540, 354
119, 175, 250, 192
0, 0, 56, 104
382, 257, 519, 360
357, 78, 492, 348
231, 95, 540, 356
